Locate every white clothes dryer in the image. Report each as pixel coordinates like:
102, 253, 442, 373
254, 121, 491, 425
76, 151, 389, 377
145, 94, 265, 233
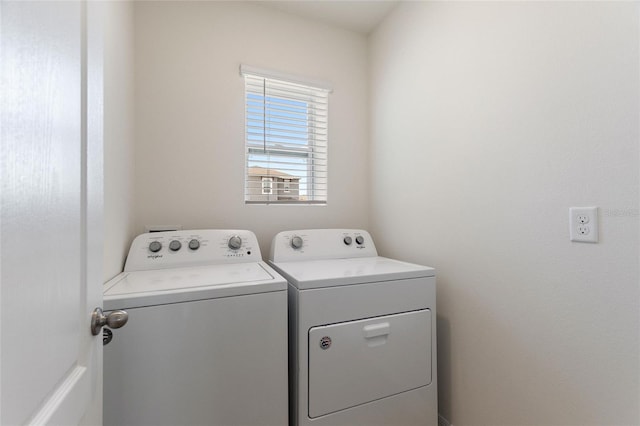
269, 229, 437, 426
103, 230, 288, 426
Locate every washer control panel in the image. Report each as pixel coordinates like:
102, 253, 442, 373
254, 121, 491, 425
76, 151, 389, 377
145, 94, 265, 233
124, 229, 262, 272
269, 229, 378, 262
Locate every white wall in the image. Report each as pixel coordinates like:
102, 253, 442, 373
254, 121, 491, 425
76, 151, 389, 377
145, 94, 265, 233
369, 2, 639, 425
133, 1, 369, 255
103, 0, 136, 281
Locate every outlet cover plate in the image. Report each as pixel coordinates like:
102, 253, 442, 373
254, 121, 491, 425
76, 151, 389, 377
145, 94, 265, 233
569, 207, 598, 243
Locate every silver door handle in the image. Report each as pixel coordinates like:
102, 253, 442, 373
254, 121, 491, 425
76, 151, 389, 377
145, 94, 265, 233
91, 307, 128, 336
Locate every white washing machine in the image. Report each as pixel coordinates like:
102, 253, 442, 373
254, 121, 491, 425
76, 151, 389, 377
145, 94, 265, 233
103, 229, 288, 426
268, 229, 437, 426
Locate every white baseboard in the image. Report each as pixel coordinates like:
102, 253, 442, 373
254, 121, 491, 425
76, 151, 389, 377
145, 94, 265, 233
438, 413, 452, 426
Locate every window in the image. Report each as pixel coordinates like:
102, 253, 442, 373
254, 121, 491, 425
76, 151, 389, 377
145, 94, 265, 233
262, 177, 273, 195
241, 65, 331, 204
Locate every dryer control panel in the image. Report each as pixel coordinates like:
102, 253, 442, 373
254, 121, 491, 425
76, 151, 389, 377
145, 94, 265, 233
124, 229, 263, 271
269, 229, 378, 262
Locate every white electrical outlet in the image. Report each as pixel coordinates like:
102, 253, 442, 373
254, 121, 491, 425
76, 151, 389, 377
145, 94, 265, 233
569, 207, 598, 243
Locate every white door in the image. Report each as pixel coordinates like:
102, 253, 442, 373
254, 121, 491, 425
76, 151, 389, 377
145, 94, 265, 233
1, 1, 104, 425
308, 310, 432, 418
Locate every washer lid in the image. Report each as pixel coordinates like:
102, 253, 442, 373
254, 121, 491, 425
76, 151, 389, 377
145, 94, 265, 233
269, 256, 435, 290
103, 262, 286, 310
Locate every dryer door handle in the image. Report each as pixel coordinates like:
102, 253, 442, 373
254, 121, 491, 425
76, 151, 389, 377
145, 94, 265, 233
363, 322, 390, 339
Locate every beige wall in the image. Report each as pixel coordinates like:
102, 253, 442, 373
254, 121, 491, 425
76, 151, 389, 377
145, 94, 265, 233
369, 2, 639, 425
133, 1, 370, 256
103, 0, 135, 281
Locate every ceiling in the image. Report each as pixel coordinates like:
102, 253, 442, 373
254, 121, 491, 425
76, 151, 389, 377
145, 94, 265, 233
252, 1, 400, 35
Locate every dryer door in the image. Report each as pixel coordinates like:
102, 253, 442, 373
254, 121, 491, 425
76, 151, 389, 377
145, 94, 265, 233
308, 309, 431, 418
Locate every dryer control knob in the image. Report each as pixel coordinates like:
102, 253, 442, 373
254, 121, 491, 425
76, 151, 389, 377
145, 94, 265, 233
291, 236, 303, 249
188, 239, 200, 250
355, 236, 365, 245
343, 236, 353, 245
149, 241, 162, 253
169, 240, 182, 251
228, 235, 242, 250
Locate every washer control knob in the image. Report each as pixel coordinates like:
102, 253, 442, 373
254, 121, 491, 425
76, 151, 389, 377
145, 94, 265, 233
355, 236, 365, 245
228, 235, 242, 250
149, 241, 162, 253
188, 239, 200, 250
291, 236, 303, 249
169, 240, 182, 251
343, 236, 353, 245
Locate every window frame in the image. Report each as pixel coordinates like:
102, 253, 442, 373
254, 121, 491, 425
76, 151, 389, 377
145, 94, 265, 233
261, 177, 273, 195
241, 65, 331, 205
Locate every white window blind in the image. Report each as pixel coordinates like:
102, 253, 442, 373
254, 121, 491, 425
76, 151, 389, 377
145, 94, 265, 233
242, 67, 330, 204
